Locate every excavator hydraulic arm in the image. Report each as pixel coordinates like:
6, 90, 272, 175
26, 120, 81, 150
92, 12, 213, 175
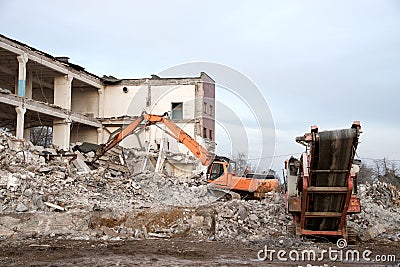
143, 114, 213, 166
92, 112, 213, 166
91, 115, 145, 163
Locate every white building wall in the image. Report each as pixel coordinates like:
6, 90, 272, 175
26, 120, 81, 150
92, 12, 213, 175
100, 78, 213, 177
72, 87, 99, 117
104, 84, 198, 153
103, 85, 147, 117
146, 84, 196, 152
149, 85, 195, 118
70, 125, 98, 144
103, 84, 195, 117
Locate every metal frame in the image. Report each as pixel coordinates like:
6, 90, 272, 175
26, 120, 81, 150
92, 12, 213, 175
290, 122, 362, 239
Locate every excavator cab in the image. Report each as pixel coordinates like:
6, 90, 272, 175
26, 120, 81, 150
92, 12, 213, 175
206, 156, 233, 181
208, 162, 225, 180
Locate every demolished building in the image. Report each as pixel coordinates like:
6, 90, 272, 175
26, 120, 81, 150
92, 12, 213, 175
0, 34, 215, 176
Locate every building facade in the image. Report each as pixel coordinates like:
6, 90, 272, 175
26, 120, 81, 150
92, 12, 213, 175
0, 34, 215, 175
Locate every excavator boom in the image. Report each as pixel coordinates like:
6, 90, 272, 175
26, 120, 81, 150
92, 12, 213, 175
143, 114, 213, 166
91, 115, 145, 163
91, 112, 213, 166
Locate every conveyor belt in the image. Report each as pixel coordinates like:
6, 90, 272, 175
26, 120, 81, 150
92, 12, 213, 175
313, 129, 356, 187
305, 128, 357, 231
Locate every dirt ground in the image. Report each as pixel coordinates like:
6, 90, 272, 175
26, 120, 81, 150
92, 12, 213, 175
0, 238, 399, 267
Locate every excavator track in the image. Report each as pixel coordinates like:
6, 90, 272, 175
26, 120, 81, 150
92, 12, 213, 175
206, 186, 241, 201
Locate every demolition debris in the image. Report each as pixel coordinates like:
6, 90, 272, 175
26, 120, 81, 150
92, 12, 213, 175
0, 130, 399, 245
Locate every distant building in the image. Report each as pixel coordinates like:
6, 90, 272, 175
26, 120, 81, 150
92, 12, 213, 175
0, 33, 215, 175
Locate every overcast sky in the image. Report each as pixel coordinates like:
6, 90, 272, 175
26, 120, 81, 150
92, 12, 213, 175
1, 0, 399, 172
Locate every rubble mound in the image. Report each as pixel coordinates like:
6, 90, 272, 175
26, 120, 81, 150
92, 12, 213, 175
214, 194, 291, 241
132, 171, 218, 207
349, 180, 400, 242
0, 131, 151, 214
0, 130, 217, 215
1, 130, 400, 244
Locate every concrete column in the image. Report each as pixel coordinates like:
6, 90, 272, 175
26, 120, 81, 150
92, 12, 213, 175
97, 87, 104, 118
17, 54, 28, 97
53, 75, 73, 150
24, 123, 31, 140
23, 71, 33, 141
97, 127, 103, 144
54, 75, 72, 109
25, 71, 33, 99
15, 106, 26, 139
53, 118, 71, 150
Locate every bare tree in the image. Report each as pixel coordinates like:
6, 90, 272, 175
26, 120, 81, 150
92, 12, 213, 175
30, 126, 52, 147
229, 152, 248, 175
357, 163, 374, 184
359, 158, 400, 189
377, 158, 400, 188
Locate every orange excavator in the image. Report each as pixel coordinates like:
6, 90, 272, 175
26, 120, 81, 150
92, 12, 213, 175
76, 112, 278, 199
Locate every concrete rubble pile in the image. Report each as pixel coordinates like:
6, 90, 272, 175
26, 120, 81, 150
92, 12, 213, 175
0, 130, 206, 240
0, 129, 292, 241
0, 131, 154, 214
0, 130, 213, 213
213, 194, 292, 241
123, 148, 201, 175
132, 171, 217, 207
1, 130, 400, 245
348, 180, 400, 242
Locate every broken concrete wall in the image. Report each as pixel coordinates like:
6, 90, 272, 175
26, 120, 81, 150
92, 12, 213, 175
101, 80, 212, 177
102, 79, 213, 153
71, 86, 99, 118
70, 124, 98, 144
